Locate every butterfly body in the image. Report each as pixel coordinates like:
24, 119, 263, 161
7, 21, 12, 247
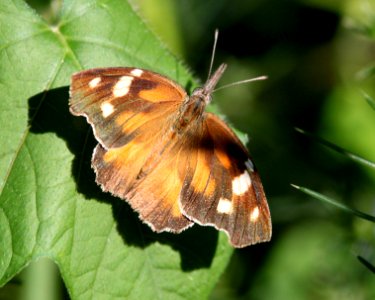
174, 97, 205, 133
69, 64, 271, 248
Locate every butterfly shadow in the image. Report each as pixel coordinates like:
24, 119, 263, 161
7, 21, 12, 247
28, 87, 218, 271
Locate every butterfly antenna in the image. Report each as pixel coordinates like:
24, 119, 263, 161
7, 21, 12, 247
207, 29, 219, 80
213, 75, 268, 93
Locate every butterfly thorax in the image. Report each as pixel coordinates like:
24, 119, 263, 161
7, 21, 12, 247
173, 63, 227, 134
173, 92, 207, 133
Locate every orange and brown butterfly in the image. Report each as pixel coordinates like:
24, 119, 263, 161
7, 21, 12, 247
69, 49, 271, 248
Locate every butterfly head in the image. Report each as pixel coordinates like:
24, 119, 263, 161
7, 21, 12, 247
174, 63, 228, 132
191, 63, 227, 105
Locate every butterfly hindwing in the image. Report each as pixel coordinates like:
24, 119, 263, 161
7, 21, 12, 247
123, 131, 194, 232
92, 136, 193, 232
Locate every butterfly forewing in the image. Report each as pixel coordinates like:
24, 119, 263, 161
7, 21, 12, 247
69, 67, 186, 148
179, 114, 271, 247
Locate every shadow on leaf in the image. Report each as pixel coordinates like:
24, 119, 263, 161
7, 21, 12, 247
28, 86, 218, 271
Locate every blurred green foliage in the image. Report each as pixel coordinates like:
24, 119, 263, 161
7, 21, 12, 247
132, 0, 375, 299
3, 0, 375, 299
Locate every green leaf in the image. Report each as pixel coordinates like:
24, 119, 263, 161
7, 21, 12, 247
357, 256, 375, 274
362, 91, 375, 111
295, 128, 375, 169
0, 0, 233, 299
291, 184, 375, 223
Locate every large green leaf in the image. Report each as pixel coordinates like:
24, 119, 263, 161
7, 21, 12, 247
0, 0, 233, 299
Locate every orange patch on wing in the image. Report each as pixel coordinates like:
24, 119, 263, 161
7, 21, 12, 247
139, 84, 185, 102
171, 202, 182, 217
156, 171, 183, 217
115, 104, 175, 140
189, 148, 216, 196
103, 147, 122, 163
130, 140, 185, 219
215, 147, 231, 169
118, 112, 148, 134
103, 144, 133, 165
103, 140, 148, 167
115, 110, 139, 127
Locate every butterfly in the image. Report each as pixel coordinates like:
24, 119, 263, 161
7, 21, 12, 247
69, 60, 271, 248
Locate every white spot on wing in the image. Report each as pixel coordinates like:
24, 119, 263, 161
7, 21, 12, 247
113, 76, 133, 97
130, 69, 143, 77
89, 77, 101, 88
217, 198, 233, 214
101, 102, 114, 118
232, 171, 252, 195
250, 206, 260, 222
